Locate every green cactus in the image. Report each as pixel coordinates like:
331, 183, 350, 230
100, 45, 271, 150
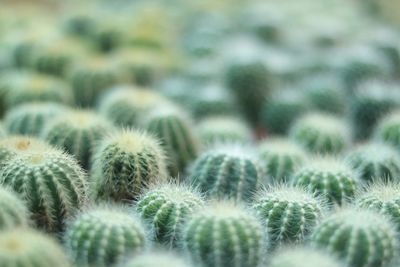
258, 138, 307, 183
0, 124, 6, 138
187, 144, 263, 202
136, 183, 204, 247
311, 208, 397, 267
345, 143, 400, 183
42, 110, 114, 170
183, 201, 264, 267
0, 187, 30, 230
0, 229, 71, 267
293, 157, 358, 205
65, 206, 146, 267
90, 129, 168, 202
253, 185, 324, 247
120, 251, 190, 267
145, 106, 200, 177
375, 111, 400, 152
4, 102, 68, 136
290, 113, 349, 155
0, 146, 88, 232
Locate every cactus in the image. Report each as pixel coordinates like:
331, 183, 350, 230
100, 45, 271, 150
65, 206, 147, 267
345, 143, 400, 183
0, 187, 30, 230
311, 208, 397, 267
290, 113, 349, 155
90, 129, 168, 202
4, 102, 68, 136
183, 201, 264, 267
187, 144, 263, 202
293, 157, 358, 205
0, 145, 88, 232
136, 183, 204, 247
375, 111, 400, 152
42, 110, 114, 170
258, 138, 307, 183
0, 229, 70, 267
120, 251, 190, 267
0, 124, 6, 138
253, 185, 324, 247
145, 106, 200, 177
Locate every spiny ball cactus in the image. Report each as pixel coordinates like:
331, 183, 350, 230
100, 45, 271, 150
4, 102, 68, 136
0, 146, 88, 232
136, 183, 204, 247
145, 106, 200, 177
293, 157, 358, 205
253, 185, 324, 247
42, 110, 114, 170
375, 111, 400, 152
187, 144, 263, 202
311, 208, 397, 267
345, 143, 400, 183
0, 187, 29, 230
183, 201, 264, 267
120, 251, 190, 267
258, 138, 307, 183
65, 206, 147, 267
91, 129, 168, 202
0, 229, 70, 267
290, 113, 349, 155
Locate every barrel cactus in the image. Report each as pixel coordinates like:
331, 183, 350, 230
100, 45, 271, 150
312, 208, 397, 267
65, 206, 147, 267
375, 111, 400, 152
120, 251, 190, 267
91, 129, 168, 202
0, 187, 29, 230
183, 201, 264, 267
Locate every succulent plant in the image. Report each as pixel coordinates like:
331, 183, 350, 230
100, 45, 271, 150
375, 111, 400, 152
0, 229, 71, 267
183, 201, 264, 267
346, 142, 400, 183
293, 157, 358, 205
0, 145, 88, 232
120, 251, 190, 267
136, 183, 204, 247
311, 208, 397, 267
290, 113, 349, 155
4, 102, 68, 136
258, 138, 307, 183
0, 187, 29, 230
187, 144, 263, 202
91, 129, 168, 202
42, 110, 114, 170
65, 206, 147, 267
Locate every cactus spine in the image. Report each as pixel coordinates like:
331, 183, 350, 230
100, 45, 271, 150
0, 187, 30, 230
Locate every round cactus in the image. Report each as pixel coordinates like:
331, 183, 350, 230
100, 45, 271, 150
258, 138, 307, 183
311, 208, 397, 267
42, 110, 114, 170
290, 113, 349, 155
91, 129, 168, 202
345, 143, 400, 183
187, 144, 263, 202
375, 111, 400, 152
120, 251, 190, 267
253, 185, 324, 247
136, 183, 204, 247
145, 106, 200, 177
0, 229, 70, 267
65, 206, 147, 267
292, 157, 358, 205
183, 201, 264, 267
0, 187, 29, 230
4, 102, 68, 136
0, 145, 88, 232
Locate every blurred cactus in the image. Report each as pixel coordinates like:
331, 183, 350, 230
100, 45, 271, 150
375, 110, 400, 152
0, 187, 29, 230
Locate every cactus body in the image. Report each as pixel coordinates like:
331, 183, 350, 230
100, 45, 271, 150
0, 187, 29, 230
375, 111, 400, 152
312, 209, 397, 267
120, 252, 190, 267
91, 129, 168, 202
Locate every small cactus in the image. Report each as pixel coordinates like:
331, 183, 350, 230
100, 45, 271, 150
4, 102, 68, 136
253, 185, 324, 247
42, 110, 114, 169
0, 187, 30, 230
65, 206, 147, 267
145, 106, 200, 177
311, 208, 398, 267
375, 111, 400, 152
0, 146, 88, 232
120, 251, 190, 267
292, 157, 358, 205
187, 144, 263, 202
90, 129, 168, 202
183, 201, 264, 267
290, 113, 349, 155
345, 142, 400, 183
0, 229, 70, 267
136, 183, 204, 247
258, 138, 307, 183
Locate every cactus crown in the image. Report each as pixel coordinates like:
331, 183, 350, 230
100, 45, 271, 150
300, 157, 356, 175
259, 138, 306, 156
348, 143, 400, 163
256, 184, 322, 204
51, 109, 109, 128
120, 251, 190, 267
357, 181, 400, 202
0, 136, 49, 155
292, 113, 348, 136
